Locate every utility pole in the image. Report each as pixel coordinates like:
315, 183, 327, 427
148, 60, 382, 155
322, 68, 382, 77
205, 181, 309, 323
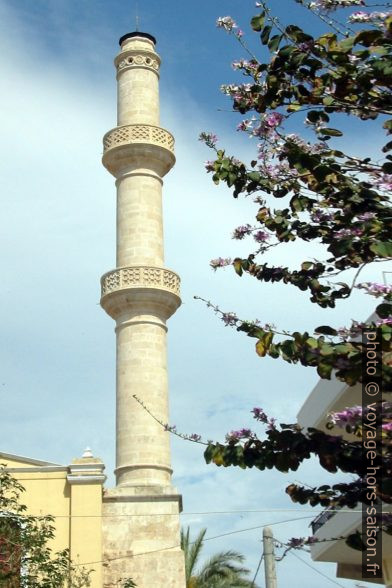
263, 526, 278, 588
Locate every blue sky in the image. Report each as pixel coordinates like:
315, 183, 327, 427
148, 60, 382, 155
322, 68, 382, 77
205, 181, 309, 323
0, 1, 388, 586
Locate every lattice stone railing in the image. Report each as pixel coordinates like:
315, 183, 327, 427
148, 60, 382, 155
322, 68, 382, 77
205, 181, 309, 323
101, 266, 180, 297
103, 124, 175, 153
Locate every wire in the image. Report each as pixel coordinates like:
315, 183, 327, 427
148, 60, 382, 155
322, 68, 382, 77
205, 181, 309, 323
251, 552, 264, 587
74, 515, 316, 567
286, 547, 347, 588
3, 508, 368, 519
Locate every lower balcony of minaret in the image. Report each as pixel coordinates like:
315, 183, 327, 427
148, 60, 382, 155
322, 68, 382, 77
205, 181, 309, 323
100, 265, 181, 322
102, 124, 175, 178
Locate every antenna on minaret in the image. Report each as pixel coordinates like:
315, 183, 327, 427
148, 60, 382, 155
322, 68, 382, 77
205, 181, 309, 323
135, 2, 140, 31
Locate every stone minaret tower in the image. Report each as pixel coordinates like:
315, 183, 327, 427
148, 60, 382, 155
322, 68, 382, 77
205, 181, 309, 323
100, 32, 185, 587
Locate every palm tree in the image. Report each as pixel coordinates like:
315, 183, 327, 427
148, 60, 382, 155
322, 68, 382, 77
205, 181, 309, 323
180, 526, 257, 588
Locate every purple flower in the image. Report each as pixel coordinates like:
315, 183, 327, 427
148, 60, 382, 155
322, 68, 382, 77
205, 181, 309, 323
298, 41, 314, 52
371, 173, 392, 191
221, 312, 238, 327
199, 132, 218, 148
356, 212, 376, 221
210, 257, 232, 271
376, 318, 392, 326
288, 537, 305, 548
357, 282, 392, 298
189, 433, 202, 442
311, 209, 334, 222
225, 428, 253, 442
265, 112, 284, 128
252, 407, 268, 423
382, 422, 392, 431
254, 230, 269, 243
232, 224, 252, 240
267, 417, 277, 430
333, 227, 363, 239
329, 406, 363, 428
205, 160, 215, 173
237, 120, 253, 132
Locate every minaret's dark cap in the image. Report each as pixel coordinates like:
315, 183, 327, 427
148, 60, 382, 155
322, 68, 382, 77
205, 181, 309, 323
119, 32, 157, 46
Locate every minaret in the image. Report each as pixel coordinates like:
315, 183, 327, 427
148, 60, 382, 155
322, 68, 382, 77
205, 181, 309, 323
100, 32, 185, 587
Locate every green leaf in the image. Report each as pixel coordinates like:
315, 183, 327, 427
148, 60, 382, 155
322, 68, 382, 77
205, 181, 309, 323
261, 25, 272, 45
338, 37, 355, 52
268, 34, 282, 52
317, 361, 333, 379
382, 141, 392, 153
306, 110, 329, 124
248, 171, 261, 182
233, 259, 243, 276
376, 303, 392, 319
355, 29, 383, 47
345, 531, 366, 551
370, 241, 392, 258
255, 332, 273, 357
314, 326, 338, 336
287, 102, 302, 112
301, 262, 313, 271
383, 119, 392, 133
321, 128, 343, 137
251, 13, 265, 32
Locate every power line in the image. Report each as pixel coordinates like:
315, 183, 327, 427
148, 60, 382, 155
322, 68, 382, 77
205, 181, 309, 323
1, 508, 367, 519
74, 515, 316, 567
286, 546, 347, 588
251, 551, 264, 587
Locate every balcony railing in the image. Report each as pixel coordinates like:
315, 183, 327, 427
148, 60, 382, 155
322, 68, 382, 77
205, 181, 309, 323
311, 507, 337, 534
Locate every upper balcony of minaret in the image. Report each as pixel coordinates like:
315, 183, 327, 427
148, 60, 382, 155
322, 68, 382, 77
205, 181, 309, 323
102, 32, 175, 179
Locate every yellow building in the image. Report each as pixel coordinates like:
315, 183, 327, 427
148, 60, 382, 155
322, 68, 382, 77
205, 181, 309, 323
0, 449, 106, 588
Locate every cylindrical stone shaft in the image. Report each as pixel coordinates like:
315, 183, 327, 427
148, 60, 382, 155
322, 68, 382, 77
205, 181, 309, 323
102, 34, 178, 488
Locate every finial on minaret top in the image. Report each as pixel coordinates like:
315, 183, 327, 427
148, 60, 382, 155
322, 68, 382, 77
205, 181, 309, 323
135, 1, 140, 31
82, 446, 93, 458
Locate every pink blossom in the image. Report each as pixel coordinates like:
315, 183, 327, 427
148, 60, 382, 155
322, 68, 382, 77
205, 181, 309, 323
309, 0, 364, 11
237, 120, 253, 132
199, 132, 218, 148
357, 282, 392, 298
311, 209, 334, 222
333, 227, 363, 239
210, 257, 232, 271
225, 428, 253, 442
265, 112, 284, 128
356, 212, 376, 221
252, 407, 268, 423
254, 230, 269, 243
232, 224, 252, 240
382, 422, 392, 431
329, 406, 363, 427
376, 318, 392, 326
371, 173, 392, 191
216, 16, 238, 32
205, 160, 215, 172
221, 312, 238, 326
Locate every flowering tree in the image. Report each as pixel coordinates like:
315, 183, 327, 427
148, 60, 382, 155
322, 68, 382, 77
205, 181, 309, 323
199, 0, 392, 549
